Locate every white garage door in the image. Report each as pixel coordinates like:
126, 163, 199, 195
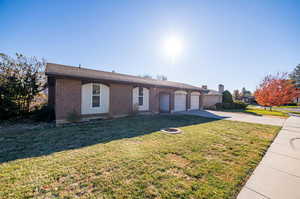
191, 92, 200, 110
174, 91, 187, 112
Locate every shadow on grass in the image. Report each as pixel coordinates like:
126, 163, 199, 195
0, 114, 218, 163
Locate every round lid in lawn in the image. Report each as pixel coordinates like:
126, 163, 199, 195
161, 128, 182, 134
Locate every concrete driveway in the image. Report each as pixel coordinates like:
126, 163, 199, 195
179, 110, 286, 126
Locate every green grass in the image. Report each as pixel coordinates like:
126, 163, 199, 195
0, 115, 280, 199
245, 108, 289, 117
218, 107, 290, 117
245, 107, 300, 117
275, 105, 300, 108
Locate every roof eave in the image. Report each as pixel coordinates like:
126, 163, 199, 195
46, 72, 202, 92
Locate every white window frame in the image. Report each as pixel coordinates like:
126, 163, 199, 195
138, 87, 143, 106
91, 83, 100, 108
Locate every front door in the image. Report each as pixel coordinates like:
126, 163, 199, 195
159, 93, 170, 112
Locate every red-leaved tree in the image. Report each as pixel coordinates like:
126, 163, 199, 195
254, 73, 298, 110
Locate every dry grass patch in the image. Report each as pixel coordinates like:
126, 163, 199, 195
166, 154, 191, 168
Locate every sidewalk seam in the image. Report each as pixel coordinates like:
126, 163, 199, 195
243, 186, 271, 199
260, 164, 300, 178
268, 150, 300, 161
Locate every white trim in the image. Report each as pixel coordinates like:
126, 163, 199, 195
191, 91, 200, 96
133, 87, 149, 111
175, 90, 187, 95
81, 83, 109, 115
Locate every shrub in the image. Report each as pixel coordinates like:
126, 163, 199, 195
284, 102, 297, 106
222, 90, 233, 103
234, 101, 248, 109
223, 102, 233, 109
131, 103, 139, 116
215, 101, 248, 110
215, 103, 223, 110
0, 97, 19, 120
30, 104, 55, 122
66, 109, 81, 123
0, 53, 46, 120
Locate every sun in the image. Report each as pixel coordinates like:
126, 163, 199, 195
163, 36, 183, 59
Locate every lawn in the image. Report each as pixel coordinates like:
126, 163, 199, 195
0, 115, 280, 199
215, 108, 289, 117
218, 105, 294, 117
245, 108, 290, 117
275, 105, 300, 108
246, 106, 300, 117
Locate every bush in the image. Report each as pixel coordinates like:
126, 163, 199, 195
222, 90, 233, 103
30, 104, 55, 122
0, 53, 46, 120
234, 101, 248, 109
215, 103, 223, 110
131, 103, 139, 116
215, 101, 248, 110
66, 109, 81, 123
223, 102, 233, 109
0, 97, 19, 120
284, 103, 297, 106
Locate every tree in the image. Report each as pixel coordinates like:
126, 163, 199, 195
241, 87, 251, 97
139, 74, 168, 80
156, 75, 167, 81
0, 53, 46, 119
254, 73, 298, 110
222, 90, 233, 103
289, 64, 300, 88
140, 74, 153, 79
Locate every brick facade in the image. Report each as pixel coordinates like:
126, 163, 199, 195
55, 78, 81, 121
149, 87, 175, 113
49, 77, 204, 123
109, 83, 133, 116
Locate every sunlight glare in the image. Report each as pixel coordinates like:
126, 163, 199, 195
163, 35, 183, 59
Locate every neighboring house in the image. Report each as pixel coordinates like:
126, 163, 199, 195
293, 90, 300, 104
240, 96, 256, 104
46, 63, 222, 123
201, 85, 223, 108
293, 81, 300, 104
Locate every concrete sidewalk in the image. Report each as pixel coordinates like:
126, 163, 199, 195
237, 116, 300, 199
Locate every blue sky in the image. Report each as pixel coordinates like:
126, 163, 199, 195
1, 0, 299, 92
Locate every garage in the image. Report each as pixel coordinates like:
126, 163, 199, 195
174, 90, 187, 112
190, 92, 200, 110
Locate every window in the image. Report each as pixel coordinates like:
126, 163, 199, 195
138, 87, 143, 106
92, 84, 100, 107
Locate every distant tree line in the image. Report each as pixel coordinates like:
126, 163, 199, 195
232, 87, 252, 101
139, 74, 168, 81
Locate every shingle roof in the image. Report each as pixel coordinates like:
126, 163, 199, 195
203, 89, 222, 96
46, 63, 203, 91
